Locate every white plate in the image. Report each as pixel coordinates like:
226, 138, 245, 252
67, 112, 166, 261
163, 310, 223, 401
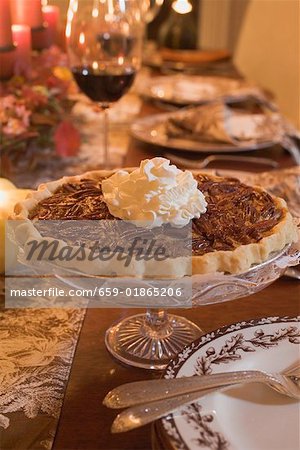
159, 316, 300, 450
131, 113, 274, 153
141, 76, 262, 106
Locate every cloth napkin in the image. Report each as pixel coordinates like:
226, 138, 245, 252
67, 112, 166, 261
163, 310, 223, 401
70, 92, 142, 168
166, 102, 298, 145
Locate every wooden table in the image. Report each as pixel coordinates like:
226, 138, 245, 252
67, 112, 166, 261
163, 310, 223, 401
53, 285, 300, 450
52, 99, 299, 450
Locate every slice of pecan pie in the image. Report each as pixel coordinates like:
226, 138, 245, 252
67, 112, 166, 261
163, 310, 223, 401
13, 168, 298, 275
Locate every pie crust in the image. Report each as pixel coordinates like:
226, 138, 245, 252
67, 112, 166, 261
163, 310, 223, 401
12, 168, 298, 276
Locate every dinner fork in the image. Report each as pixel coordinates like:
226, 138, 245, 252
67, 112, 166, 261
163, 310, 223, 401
165, 152, 279, 170
104, 363, 300, 433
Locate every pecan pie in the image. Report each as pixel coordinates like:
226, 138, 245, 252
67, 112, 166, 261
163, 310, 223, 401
13, 169, 298, 274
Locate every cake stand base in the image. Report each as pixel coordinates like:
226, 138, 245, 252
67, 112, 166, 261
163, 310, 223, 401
105, 311, 203, 370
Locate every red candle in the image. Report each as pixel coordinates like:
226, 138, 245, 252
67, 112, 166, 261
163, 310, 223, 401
0, 0, 13, 48
42, 5, 60, 46
10, 0, 44, 29
12, 25, 31, 75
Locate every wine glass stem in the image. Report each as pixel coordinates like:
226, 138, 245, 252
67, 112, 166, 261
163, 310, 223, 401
102, 105, 109, 169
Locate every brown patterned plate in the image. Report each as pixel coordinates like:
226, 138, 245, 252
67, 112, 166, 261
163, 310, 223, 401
158, 316, 300, 450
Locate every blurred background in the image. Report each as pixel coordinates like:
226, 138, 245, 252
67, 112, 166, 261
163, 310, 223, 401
49, 0, 299, 127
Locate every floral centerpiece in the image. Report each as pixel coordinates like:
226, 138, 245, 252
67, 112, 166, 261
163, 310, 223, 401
0, 47, 81, 178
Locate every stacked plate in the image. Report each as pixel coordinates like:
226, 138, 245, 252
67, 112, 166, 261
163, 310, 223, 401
139, 75, 265, 107
152, 316, 300, 450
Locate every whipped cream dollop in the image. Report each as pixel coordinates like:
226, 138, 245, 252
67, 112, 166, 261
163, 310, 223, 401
102, 157, 207, 228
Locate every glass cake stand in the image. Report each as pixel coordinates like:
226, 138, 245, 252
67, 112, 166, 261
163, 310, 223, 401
104, 245, 299, 370
7, 168, 299, 370
10, 239, 300, 370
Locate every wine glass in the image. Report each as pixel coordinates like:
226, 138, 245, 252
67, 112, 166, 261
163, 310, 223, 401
66, 0, 143, 168
138, 0, 164, 66
140, 0, 164, 24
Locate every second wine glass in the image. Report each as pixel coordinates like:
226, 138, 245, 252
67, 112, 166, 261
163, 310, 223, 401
66, 0, 143, 168
140, 0, 164, 24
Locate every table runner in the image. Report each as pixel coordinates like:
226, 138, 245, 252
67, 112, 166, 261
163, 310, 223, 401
0, 283, 85, 450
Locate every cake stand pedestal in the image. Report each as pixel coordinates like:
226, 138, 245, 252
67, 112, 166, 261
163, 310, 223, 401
104, 246, 299, 370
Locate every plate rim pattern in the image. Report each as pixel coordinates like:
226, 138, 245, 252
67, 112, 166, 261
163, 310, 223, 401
160, 315, 300, 450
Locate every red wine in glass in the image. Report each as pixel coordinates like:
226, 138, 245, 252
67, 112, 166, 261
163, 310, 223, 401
72, 66, 136, 103
66, 0, 143, 168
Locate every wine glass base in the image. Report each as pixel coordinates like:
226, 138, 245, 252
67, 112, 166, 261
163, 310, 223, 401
105, 313, 203, 370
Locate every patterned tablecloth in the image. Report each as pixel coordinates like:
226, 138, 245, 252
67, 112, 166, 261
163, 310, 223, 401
0, 283, 85, 450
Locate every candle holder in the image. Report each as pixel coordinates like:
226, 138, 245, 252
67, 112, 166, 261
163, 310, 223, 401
0, 44, 16, 80
31, 23, 49, 50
